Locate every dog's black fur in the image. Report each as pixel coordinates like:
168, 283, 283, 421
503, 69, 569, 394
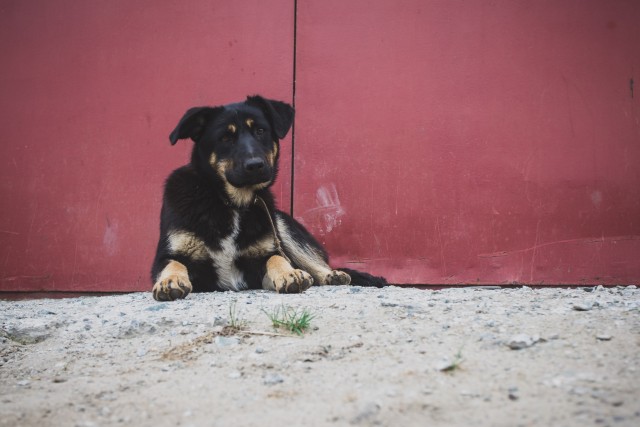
151, 95, 386, 301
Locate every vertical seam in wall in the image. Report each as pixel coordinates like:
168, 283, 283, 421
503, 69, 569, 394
289, 0, 298, 217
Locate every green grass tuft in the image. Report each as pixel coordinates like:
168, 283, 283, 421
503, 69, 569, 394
263, 305, 315, 335
226, 299, 246, 331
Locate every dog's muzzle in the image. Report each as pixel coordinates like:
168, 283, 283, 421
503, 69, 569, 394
227, 157, 272, 188
244, 157, 266, 174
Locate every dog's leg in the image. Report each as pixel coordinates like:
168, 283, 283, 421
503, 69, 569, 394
290, 255, 351, 286
152, 260, 193, 301
275, 216, 351, 287
262, 255, 314, 293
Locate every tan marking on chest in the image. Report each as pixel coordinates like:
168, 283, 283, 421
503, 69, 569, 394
168, 231, 209, 261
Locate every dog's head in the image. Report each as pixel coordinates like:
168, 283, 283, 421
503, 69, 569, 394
169, 95, 294, 206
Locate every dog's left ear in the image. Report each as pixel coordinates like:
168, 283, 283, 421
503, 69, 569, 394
169, 106, 222, 145
246, 95, 294, 140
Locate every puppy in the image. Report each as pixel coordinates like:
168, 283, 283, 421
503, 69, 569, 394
151, 95, 386, 301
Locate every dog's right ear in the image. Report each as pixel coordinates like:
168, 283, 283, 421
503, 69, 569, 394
169, 107, 222, 145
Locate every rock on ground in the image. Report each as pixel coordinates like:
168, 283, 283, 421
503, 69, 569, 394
1, 286, 639, 427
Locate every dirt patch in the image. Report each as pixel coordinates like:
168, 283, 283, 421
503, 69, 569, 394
1, 286, 639, 426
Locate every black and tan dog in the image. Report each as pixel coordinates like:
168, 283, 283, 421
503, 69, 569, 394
151, 95, 385, 301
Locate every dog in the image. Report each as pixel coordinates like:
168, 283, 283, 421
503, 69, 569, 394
151, 95, 386, 301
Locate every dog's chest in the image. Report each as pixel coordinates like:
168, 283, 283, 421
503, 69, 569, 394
208, 212, 246, 291
168, 210, 275, 290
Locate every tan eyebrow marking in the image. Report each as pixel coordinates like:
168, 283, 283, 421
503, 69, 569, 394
245, 119, 254, 128
228, 124, 237, 133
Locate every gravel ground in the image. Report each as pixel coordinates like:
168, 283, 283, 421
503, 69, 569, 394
1, 285, 639, 427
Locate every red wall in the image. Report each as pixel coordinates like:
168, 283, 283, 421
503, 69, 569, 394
0, 0, 294, 291
1, 0, 639, 291
293, 0, 640, 285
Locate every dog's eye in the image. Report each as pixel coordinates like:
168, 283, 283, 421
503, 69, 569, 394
221, 133, 233, 143
256, 128, 265, 136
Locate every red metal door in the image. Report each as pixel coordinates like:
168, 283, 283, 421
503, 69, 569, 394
3, 1, 639, 291
294, 0, 640, 284
0, 0, 294, 291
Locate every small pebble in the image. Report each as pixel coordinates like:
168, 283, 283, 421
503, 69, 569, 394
435, 358, 459, 372
596, 334, 613, 341
228, 371, 242, 379
212, 317, 227, 327
573, 302, 594, 311
350, 402, 381, 424
215, 336, 240, 347
507, 334, 540, 350
508, 387, 519, 401
145, 304, 167, 312
263, 374, 284, 385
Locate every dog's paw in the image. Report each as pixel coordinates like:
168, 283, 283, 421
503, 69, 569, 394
152, 275, 192, 301
275, 269, 314, 294
324, 270, 351, 286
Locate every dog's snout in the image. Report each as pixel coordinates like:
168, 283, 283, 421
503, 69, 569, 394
244, 157, 266, 172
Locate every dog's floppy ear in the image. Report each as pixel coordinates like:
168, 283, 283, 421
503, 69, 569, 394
169, 106, 222, 145
245, 95, 294, 140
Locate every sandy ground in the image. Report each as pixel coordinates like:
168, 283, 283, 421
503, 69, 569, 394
1, 285, 639, 427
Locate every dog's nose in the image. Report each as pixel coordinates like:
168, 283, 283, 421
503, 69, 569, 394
244, 157, 265, 172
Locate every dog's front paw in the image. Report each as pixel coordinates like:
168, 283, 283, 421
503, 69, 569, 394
276, 269, 314, 294
263, 255, 314, 293
324, 270, 351, 286
153, 274, 192, 301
